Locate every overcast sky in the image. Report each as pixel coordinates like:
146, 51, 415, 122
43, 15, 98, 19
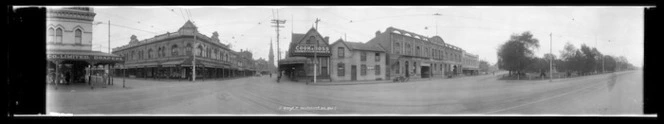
85, 6, 645, 67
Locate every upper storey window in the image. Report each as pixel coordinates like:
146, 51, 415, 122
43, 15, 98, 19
75, 29, 82, 44
48, 28, 54, 43
55, 28, 63, 43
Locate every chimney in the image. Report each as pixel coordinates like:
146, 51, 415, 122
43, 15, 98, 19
375, 31, 381, 37
324, 36, 329, 43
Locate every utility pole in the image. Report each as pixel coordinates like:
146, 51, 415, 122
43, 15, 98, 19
271, 9, 286, 74
549, 33, 553, 82
433, 13, 441, 36
313, 18, 321, 84
192, 26, 197, 82
108, 20, 111, 53
315, 18, 321, 30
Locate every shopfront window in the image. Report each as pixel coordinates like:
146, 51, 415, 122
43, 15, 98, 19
361, 64, 367, 76
375, 65, 380, 75
395, 62, 400, 74
337, 63, 345, 76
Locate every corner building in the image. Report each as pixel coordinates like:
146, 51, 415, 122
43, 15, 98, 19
112, 21, 255, 80
278, 28, 332, 82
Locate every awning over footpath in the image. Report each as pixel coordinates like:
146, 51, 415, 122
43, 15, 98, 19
278, 57, 309, 65
47, 49, 123, 64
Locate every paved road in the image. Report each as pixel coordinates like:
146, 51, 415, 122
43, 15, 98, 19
47, 70, 643, 115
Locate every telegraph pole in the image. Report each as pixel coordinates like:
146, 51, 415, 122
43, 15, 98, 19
192, 26, 197, 82
271, 10, 286, 75
549, 33, 553, 82
313, 18, 320, 84
315, 18, 320, 30
108, 20, 111, 53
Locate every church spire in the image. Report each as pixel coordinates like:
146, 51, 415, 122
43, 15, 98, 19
269, 38, 275, 69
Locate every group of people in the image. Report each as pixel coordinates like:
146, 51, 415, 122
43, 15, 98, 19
47, 68, 112, 86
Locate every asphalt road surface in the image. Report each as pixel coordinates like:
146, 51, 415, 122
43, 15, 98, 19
47, 70, 643, 115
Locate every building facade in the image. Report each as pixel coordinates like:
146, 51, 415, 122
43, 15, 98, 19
278, 28, 332, 82
112, 21, 255, 80
461, 51, 480, 75
330, 39, 387, 81
365, 27, 465, 80
46, 7, 123, 85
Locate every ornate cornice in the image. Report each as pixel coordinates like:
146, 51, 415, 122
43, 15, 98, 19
47, 9, 96, 21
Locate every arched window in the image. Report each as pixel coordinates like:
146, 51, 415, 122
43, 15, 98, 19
131, 51, 135, 60
186, 43, 192, 55
74, 29, 82, 44
48, 28, 54, 43
55, 28, 63, 43
171, 45, 179, 56
206, 47, 210, 58
161, 46, 167, 57
197, 45, 204, 56
147, 49, 153, 59
214, 49, 219, 59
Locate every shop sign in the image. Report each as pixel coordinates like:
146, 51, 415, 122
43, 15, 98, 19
294, 45, 330, 54
48, 54, 123, 61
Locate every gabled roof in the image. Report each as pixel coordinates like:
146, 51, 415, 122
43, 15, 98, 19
331, 38, 385, 52
290, 33, 306, 47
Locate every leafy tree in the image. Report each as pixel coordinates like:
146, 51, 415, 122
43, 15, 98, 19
497, 31, 540, 77
580, 44, 597, 75
479, 60, 490, 73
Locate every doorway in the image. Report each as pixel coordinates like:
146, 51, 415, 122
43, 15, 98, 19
405, 61, 409, 78
351, 65, 357, 81
421, 66, 430, 78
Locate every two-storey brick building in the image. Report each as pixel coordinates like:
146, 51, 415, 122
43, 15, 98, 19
365, 27, 465, 80
46, 7, 123, 85
112, 20, 255, 80
330, 39, 387, 81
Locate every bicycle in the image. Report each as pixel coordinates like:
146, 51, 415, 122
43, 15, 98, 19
392, 76, 410, 82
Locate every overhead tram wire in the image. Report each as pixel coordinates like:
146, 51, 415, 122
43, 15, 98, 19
318, 22, 363, 41
96, 11, 169, 33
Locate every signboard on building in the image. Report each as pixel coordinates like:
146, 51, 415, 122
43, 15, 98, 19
47, 54, 123, 62
293, 44, 330, 54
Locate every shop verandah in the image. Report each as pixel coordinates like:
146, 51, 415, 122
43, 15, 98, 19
114, 58, 256, 81
278, 56, 330, 82
46, 50, 123, 89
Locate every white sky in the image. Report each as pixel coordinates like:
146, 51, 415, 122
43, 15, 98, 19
87, 6, 645, 67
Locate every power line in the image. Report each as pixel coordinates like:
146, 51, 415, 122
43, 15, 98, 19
96, 11, 169, 32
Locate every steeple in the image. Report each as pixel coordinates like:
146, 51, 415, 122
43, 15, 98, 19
269, 39, 275, 69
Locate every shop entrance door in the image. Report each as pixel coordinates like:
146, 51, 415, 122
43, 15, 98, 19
351, 65, 357, 81
421, 66, 430, 78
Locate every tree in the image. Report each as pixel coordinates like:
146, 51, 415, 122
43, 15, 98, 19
497, 31, 540, 77
579, 44, 598, 75
479, 60, 490, 73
